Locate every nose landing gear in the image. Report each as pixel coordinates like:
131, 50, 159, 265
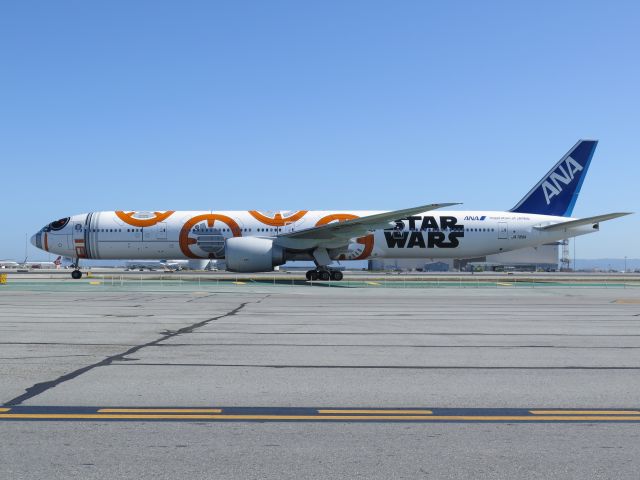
70, 257, 82, 279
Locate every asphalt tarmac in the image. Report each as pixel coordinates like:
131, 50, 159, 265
1, 282, 640, 478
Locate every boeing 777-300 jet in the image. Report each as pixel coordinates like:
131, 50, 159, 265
31, 140, 631, 280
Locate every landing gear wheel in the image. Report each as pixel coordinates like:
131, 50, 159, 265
71, 270, 82, 280
307, 270, 319, 281
330, 270, 343, 281
318, 270, 331, 281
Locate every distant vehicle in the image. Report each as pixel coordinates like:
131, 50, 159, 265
30, 140, 632, 280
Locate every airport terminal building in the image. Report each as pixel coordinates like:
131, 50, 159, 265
368, 244, 560, 272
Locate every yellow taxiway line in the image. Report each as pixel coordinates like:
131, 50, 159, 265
97, 408, 222, 413
318, 409, 433, 415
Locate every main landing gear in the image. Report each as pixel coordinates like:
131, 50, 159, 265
305, 268, 343, 282
71, 257, 82, 279
307, 248, 343, 282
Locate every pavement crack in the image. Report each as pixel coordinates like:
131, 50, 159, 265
3, 300, 254, 406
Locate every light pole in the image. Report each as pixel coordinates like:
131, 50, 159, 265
624, 256, 627, 273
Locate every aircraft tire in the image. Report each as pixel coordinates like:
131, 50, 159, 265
71, 270, 82, 280
330, 270, 343, 281
318, 270, 331, 281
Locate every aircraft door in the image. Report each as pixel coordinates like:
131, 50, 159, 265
73, 222, 86, 258
142, 224, 166, 241
155, 222, 167, 240
282, 220, 301, 234
498, 222, 508, 239
282, 215, 306, 234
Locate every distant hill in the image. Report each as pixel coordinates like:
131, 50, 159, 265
574, 258, 640, 271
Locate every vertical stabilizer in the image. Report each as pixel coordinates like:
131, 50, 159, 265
510, 140, 597, 217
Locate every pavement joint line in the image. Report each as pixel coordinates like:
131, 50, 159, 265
529, 410, 640, 415
2, 413, 640, 422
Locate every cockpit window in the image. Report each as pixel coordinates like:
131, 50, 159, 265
48, 217, 70, 231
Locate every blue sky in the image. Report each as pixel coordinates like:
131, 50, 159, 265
1, 1, 638, 260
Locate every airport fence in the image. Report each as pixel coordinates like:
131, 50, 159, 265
55, 273, 640, 290
3, 272, 640, 291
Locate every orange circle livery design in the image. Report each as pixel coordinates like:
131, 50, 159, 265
179, 214, 242, 259
315, 214, 374, 261
115, 211, 175, 227
248, 210, 308, 227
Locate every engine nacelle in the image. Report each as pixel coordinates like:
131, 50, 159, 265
225, 237, 285, 272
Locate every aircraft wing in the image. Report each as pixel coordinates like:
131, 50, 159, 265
275, 202, 460, 247
535, 212, 632, 232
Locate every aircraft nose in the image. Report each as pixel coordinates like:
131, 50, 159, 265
30, 234, 38, 247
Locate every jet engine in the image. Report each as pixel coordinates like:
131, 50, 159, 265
225, 237, 285, 272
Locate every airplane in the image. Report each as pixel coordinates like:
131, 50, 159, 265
0, 260, 20, 269
30, 140, 631, 280
124, 259, 198, 271
0, 257, 62, 269
26, 256, 62, 269
125, 260, 174, 271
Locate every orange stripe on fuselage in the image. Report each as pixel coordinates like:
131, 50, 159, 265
179, 214, 242, 259
248, 210, 308, 227
315, 213, 359, 226
354, 234, 374, 260
115, 211, 175, 227
315, 213, 374, 260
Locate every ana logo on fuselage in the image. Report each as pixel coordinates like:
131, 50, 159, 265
541, 156, 583, 205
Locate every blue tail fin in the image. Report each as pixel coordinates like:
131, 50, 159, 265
510, 140, 597, 217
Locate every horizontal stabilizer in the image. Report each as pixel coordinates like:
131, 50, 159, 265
536, 212, 632, 231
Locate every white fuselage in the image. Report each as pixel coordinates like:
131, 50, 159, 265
33, 210, 596, 265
